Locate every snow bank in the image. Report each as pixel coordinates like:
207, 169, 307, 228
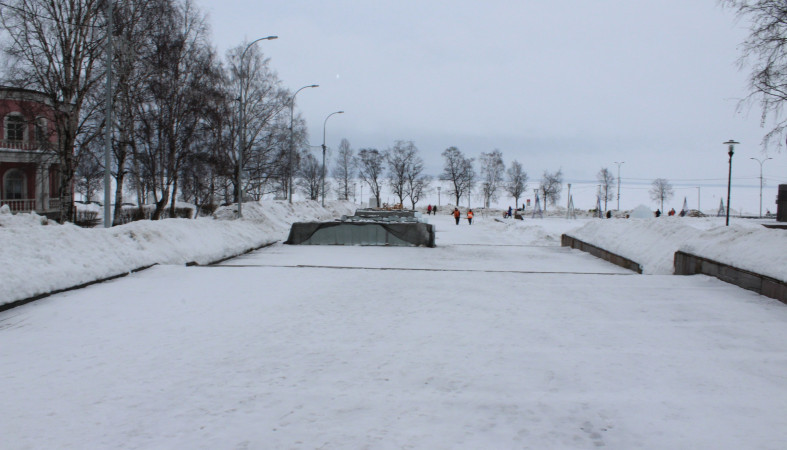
568, 217, 787, 279
0, 200, 354, 306
679, 224, 787, 282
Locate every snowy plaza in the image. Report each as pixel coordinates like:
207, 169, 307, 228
1, 205, 787, 449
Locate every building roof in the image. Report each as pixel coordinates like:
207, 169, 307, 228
0, 85, 54, 105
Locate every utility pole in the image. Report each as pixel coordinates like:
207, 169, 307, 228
103, 0, 113, 228
614, 161, 624, 210
750, 156, 773, 218
724, 140, 738, 226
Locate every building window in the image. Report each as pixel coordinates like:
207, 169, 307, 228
4, 169, 26, 200
5, 115, 26, 142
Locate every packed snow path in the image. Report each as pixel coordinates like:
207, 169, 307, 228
1, 214, 786, 449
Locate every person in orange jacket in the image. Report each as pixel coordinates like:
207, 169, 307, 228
453, 207, 461, 225
467, 209, 474, 225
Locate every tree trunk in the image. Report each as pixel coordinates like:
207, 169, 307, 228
112, 153, 126, 226
152, 186, 170, 220
169, 175, 178, 218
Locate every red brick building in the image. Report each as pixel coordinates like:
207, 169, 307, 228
0, 86, 63, 216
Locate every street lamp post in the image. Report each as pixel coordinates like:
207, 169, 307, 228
614, 161, 624, 211
724, 140, 738, 226
287, 84, 319, 203
104, 0, 114, 228
750, 156, 773, 218
437, 186, 441, 207
237, 35, 277, 218
321, 110, 344, 206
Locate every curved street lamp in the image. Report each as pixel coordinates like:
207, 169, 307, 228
288, 84, 319, 203
321, 110, 344, 206
750, 156, 773, 218
614, 161, 625, 210
724, 140, 739, 226
237, 35, 277, 217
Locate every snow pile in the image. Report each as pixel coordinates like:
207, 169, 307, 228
680, 224, 787, 281
568, 217, 787, 279
630, 204, 653, 219
0, 200, 354, 306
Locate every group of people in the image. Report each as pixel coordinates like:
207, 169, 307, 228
655, 208, 686, 218
426, 204, 475, 224
452, 208, 473, 225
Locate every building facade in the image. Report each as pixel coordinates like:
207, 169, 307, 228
0, 86, 63, 216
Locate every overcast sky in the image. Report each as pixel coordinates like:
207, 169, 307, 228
195, 0, 786, 212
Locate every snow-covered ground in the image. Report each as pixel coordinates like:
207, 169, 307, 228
3, 201, 785, 307
0, 201, 355, 306
1, 209, 786, 448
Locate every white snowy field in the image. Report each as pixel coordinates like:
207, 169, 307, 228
1, 212, 786, 449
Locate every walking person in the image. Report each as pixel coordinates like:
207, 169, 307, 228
467, 209, 474, 225
427, 204, 432, 215
432, 205, 437, 215
453, 208, 461, 225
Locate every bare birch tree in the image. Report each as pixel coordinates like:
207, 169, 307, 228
386, 140, 418, 207
505, 160, 528, 209
295, 151, 321, 200
597, 167, 615, 212
332, 138, 356, 200
539, 169, 563, 213
357, 148, 385, 207
479, 149, 505, 208
440, 146, 475, 206
723, 0, 787, 149
649, 178, 674, 212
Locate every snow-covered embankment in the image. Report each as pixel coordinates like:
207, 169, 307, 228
0, 200, 355, 306
567, 218, 787, 281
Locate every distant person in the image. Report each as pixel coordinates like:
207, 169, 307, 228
668, 208, 676, 216
432, 205, 437, 215
453, 208, 461, 225
467, 209, 474, 225
606, 210, 611, 219
655, 209, 661, 217
507, 206, 513, 218
427, 204, 432, 215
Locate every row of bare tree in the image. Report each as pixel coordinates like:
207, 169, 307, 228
1, 0, 309, 223
326, 140, 567, 211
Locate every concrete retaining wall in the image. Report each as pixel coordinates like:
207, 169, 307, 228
561, 234, 643, 274
674, 251, 787, 305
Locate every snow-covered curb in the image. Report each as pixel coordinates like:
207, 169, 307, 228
0, 200, 355, 306
567, 218, 787, 281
